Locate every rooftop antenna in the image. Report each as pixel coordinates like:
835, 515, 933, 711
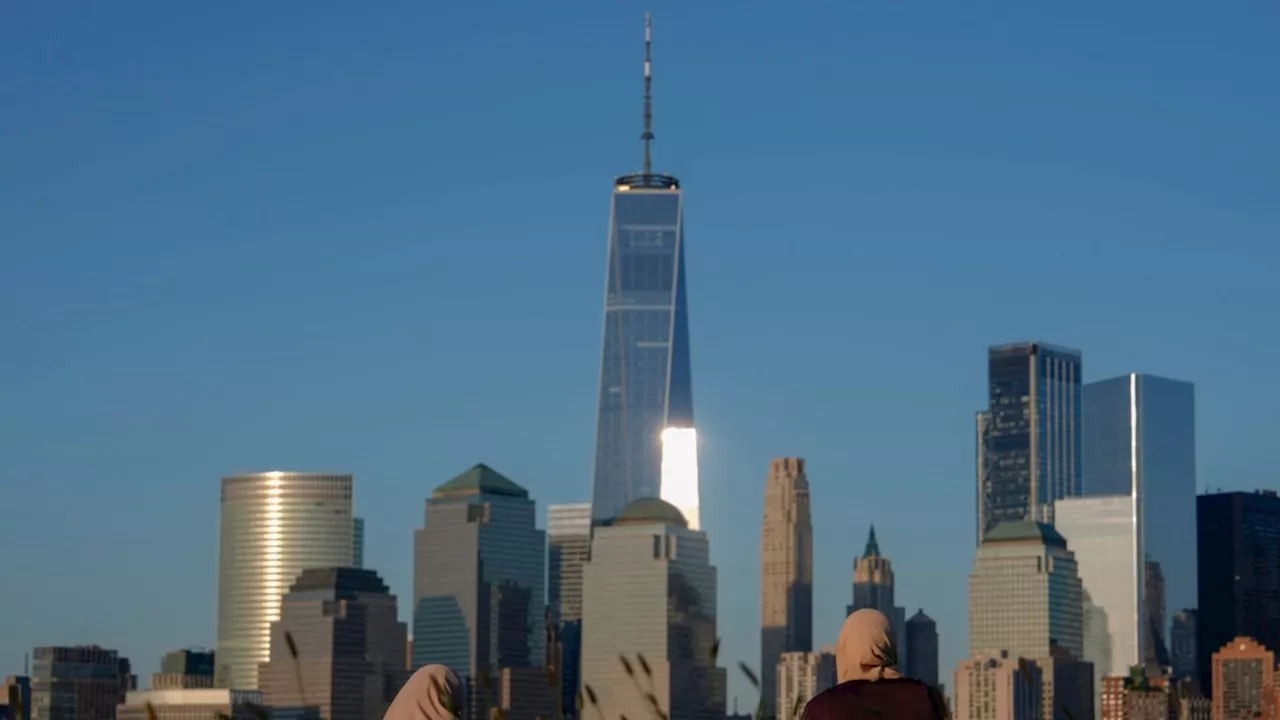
641, 12, 654, 177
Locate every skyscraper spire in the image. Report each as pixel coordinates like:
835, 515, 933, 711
641, 12, 654, 177
864, 525, 881, 558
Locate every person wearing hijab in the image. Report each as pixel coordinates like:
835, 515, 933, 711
384, 664, 465, 720
799, 609, 948, 720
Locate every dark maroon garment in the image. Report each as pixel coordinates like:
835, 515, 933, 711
800, 678, 948, 720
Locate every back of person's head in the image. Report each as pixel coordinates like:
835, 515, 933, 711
385, 664, 464, 720
835, 609, 902, 683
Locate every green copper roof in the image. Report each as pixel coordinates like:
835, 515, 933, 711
433, 464, 528, 499
614, 497, 688, 528
863, 525, 881, 557
982, 520, 1066, 548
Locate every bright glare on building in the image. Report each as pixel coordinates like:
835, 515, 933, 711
660, 426, 700, 530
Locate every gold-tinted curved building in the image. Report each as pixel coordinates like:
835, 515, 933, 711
215, 472, 358, 690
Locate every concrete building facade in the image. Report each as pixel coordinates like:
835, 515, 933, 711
579, 498, 725, 720
760, 458, 813, 719
775, 652, 833, 720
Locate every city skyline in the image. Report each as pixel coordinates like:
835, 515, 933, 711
3, 3, 1277, 712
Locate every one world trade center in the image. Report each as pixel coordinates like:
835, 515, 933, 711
589, 14, 696, 527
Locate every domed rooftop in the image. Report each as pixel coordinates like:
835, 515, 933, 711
614, 497, 688, 528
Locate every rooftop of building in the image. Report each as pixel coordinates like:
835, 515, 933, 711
432, 463, 528, 499
288, 567, 390, 597
981, 520, 1067, 548
908, 609, 935, 625
612, 497, 688, 528
613, 172, 680, 190
988, 341, 1082, 358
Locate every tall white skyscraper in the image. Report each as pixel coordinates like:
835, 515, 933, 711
1053, 495, 1135, 713
215, 472, 358, 690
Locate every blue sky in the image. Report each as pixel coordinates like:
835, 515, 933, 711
1, 0, 1277, 708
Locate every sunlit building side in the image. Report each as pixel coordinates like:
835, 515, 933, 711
580, 498, 725, 720
215, 472, 357, 690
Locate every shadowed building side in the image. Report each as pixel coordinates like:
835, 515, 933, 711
259, 567, 406, 720
977, 342, 1083, 542
412, 464, 545, 720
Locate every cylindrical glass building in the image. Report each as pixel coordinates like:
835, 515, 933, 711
215, 472, 356, 690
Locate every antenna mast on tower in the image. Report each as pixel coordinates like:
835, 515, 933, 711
641, 12, 654, 177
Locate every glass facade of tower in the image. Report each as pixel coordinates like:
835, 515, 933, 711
412, 465, 546, 720
978, 342, 1082, 541
215, 472, 357, 691
590, 178, 694, 524
1082, 373, 1197, 670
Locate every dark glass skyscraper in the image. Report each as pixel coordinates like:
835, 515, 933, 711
976, 342, 1082, 542
590, 15, 694, 525
1196, 490, 1280, 694
412, 464, 546, 720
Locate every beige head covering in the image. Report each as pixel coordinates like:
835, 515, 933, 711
384, 664, 464, 720
836, 609, 902, 683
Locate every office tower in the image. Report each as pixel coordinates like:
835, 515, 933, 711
579, 498, 725, 720
589, 13, 696, 527
969, 521, 1089, 720
849, 527, 892, 616
1195, 490, 1280, 693
976, 342, 1083, 542
954, 651, 1042, 720
215, 472, 358, 690
906, 610, 940, 686
29, 646, 131, 720
761, 458, 814, 719
2, 676, 31, 720
1055, 495, 1137, 705
353, 517, 365, 569
847, 527, 907, 667
775, 652, 834, 720
260, 567, 406, 720
151, 649, 215, 689
1210, 637, 1273, 720
1082, 373, 1197, 667
496, 668, 557, 720
1171, 610, 1197, 680
412, 464, 546, 720
547, 503, 591, 718
548, 503, 592, 624
160, 649, 214, 679
117, 689, 264, 720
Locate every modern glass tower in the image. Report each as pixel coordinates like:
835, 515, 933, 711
412, 464, 546, 720
1079, 373, 1197, 671
215, 472, 358, 691
976, 342, 1083, 543
590, 13, 695, 525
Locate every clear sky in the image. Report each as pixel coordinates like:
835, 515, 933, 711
2, 0, 1277, 709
